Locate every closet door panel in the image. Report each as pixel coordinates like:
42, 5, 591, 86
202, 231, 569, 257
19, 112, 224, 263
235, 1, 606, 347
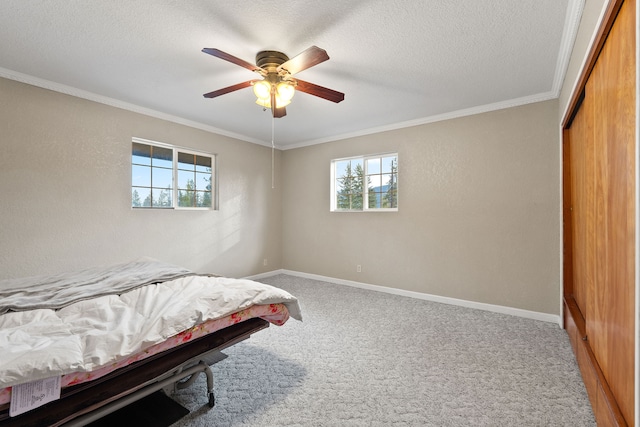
568, 94, 594, 318
586, 0, 636, 423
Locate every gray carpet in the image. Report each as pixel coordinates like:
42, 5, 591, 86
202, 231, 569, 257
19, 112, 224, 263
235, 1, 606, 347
170, 274, 595, 426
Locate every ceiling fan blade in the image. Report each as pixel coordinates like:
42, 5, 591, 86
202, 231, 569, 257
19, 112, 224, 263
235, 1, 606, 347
203, 80, 253, 98
295, 79, 345, 103
270, 91, 287, 118
273, 106, 287, 118
202, 48, 265, 73
277, 46, 329, 75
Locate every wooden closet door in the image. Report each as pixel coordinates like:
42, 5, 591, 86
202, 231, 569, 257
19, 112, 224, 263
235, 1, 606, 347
568, 93, 595, 320
586, 0, 636, 423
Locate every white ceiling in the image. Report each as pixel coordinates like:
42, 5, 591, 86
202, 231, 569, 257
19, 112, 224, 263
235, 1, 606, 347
0, 0, 582, 149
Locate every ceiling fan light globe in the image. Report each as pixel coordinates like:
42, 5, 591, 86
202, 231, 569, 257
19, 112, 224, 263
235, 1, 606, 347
255, 98, 271, 108
275, 96, 291, 108
276, 81, 295, 102
253, 80, 271, 99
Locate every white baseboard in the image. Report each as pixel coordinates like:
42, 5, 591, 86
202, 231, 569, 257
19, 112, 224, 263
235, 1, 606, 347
244, 269, 284, 281
246, 269, 561, 325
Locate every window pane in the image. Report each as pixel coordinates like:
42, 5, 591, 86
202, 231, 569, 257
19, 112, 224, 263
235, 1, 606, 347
387, 174, 397, 189
335, 160, 349, 177
383, 189, 398, 208
352, 192, 363, 209
132, 143, 151, 165
367, 158, 381, 174
196, 191, 212, 207
178, 152, 195, 170
178, 189, 195, 207
152, 146, 173, 168
152, 188, 173, 207
132, 164, 151, 187
368, 174, 382, 188
195, 155, 211, 171
152, 167, 173, 188
334, 158, 364, 210
382, 156, 397, 173
132, 187, 150, 207
368, 191, 378, 208
336, 189, 352, 209
177, 170, 195, 189
196, 171, 211, 191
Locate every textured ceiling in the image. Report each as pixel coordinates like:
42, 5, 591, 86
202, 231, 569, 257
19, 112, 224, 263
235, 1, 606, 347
0, 0, 582, 149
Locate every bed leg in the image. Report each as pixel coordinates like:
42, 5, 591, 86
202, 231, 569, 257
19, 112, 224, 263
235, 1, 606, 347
202, 361, 215, 408
174, 361, 215, 408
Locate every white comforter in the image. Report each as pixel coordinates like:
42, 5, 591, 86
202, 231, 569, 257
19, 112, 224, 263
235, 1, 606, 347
0, 274, 301, 389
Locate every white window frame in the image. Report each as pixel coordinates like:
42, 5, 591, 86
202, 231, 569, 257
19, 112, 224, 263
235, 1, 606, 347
131, 137, 217, 210
330, 152, 398, 212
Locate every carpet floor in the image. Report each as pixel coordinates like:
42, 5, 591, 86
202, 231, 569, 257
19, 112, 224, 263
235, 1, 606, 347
169, 274, 595, 426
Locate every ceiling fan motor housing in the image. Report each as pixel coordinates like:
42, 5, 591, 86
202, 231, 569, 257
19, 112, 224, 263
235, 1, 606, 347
256, 50, 289, 71
256, 51, 292, 85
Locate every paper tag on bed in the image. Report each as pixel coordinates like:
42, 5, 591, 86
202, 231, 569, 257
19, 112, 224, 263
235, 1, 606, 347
9, 376, 61, 417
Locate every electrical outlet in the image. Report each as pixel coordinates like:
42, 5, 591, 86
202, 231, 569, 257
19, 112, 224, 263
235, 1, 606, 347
357, 265, 361, 273
263, 259, 268, 266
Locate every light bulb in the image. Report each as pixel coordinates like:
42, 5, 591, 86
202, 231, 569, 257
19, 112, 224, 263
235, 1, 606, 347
253, 80, 271, 100
276, 82, 295, 102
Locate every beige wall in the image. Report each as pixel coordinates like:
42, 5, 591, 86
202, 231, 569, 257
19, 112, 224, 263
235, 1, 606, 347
282, 100, 561, 314
0, 77, 282, 279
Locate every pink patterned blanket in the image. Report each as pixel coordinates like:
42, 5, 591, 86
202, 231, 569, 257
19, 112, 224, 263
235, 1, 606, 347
0, 303, 290, 406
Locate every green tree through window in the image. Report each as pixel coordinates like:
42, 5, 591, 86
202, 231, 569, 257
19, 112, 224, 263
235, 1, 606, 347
336, 160, 366, 210
177, 151, 212, 208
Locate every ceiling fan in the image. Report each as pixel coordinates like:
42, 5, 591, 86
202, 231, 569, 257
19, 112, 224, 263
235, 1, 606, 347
202, 46, 345, 118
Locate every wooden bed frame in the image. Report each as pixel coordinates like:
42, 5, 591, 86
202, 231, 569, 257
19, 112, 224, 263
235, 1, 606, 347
0, 317, 269, 427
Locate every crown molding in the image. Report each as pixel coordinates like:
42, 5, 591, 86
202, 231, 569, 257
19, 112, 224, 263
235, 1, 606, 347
280, 91, 558, 150
551, 0, 586, 96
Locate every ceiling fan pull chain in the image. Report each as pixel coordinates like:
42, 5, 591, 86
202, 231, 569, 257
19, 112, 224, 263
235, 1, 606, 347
271, 116, 275, 189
